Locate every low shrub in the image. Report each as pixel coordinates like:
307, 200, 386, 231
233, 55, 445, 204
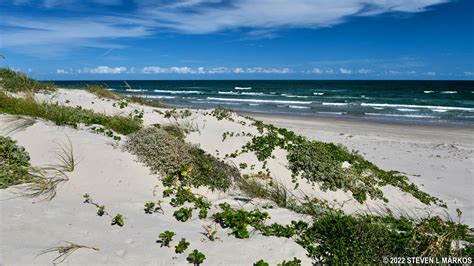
125, 126, 238, 191
0, 136, 33, 188
124, 127, 193, 177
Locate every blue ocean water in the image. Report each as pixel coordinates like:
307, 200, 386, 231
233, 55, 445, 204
52, 80, 474, 124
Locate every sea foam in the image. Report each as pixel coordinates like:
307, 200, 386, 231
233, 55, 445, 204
207, 97, 312, 105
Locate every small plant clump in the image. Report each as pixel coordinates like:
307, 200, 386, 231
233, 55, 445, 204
187, 249, 206, 266
254, 260, 269, 266
144, 201, 164, 214
111, 214, 125, 227
213, 203, 269, 239
0, 136, 33, 188
278, 257, 302, 266
175, 238, 190, 254
210, 107, 234, 121
158, 231, 175, 247
174, 207, 193, 222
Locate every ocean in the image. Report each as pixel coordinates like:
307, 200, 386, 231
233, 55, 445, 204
51, 80, 474, 125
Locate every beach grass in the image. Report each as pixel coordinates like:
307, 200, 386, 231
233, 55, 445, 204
86, 82, 169, 108
0, 68, 55, 92
37, 241, 99, 264
86, 85, 120, 100
0, 91, 142, 135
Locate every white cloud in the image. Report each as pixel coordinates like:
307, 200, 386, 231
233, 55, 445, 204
58, 65, 292, 74
139, 0, 448, 35
423, 71, 436, 76
310, 68, 323, 74
56, 69, 69, 74
79, 66, 127, 74
2, 0, 449, 56
464, 71, 474, 76
232, 67, 290, 74
339, 68, 352, 74
357, 68, 372, 74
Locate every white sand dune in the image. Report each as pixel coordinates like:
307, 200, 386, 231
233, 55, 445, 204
1, 89, 472, 265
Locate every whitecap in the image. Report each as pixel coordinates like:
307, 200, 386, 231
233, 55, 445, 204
397, 108, 418, 112
360, 103, 473, 112
317, 111, 345, 115
440, 91, 457, 94
282, 94, 308, 98
365, 113, 437, 119
322, 102, 348, 106
424, 91, 434, 94
207, 97, 312, 105
218, 91, 239, 95
289, 105, 310, 109
153, 90, 202, 94
313, 92, 325, 96
235, 86, 251, 90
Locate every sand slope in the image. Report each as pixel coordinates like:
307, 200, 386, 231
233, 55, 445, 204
1, 88, 472, 264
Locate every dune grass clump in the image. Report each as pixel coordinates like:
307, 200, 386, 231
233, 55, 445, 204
125, 126, 237, 191
18, 166, 69, 201
38, 241, 99, 264
0, 68, 55, 92
0, 136, 33, 188
86, 85, 120, 100
0, 92, 142, 135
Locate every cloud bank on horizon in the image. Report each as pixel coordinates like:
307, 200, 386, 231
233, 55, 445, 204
0, 0, 473, 79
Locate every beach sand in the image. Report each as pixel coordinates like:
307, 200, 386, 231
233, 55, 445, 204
1, 89, 472, 265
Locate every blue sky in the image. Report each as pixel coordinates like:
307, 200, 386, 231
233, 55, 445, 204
0, 0, 473, 80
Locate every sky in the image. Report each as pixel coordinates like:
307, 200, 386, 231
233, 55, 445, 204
0, 0, 473, 80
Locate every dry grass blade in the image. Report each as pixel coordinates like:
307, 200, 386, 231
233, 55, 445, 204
37, 241, 99, 264
0, 115, 36, 135
53, 137, 76, 172
16, 166, 69, 201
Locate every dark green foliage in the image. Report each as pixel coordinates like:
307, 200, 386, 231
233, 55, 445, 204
144, 202, 155, 214
158, 231, 175, 247
174, 207, 193, 222
295, 213, 472, 264
187, 249, 206, 265
187, 148, 235, 191
254, 260, 269, 266
238, 119, 442, 206
170, 187, 196, 207
0, 136, 33, 188
175, 238, 190, 254
0, 92, 142, 135
278, 257, 302, 266
0, 68, 55, 92
97, 206, 105, 216
210, 107, 234, 121
213, 203, 269, 239
111, 214, 124, 227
